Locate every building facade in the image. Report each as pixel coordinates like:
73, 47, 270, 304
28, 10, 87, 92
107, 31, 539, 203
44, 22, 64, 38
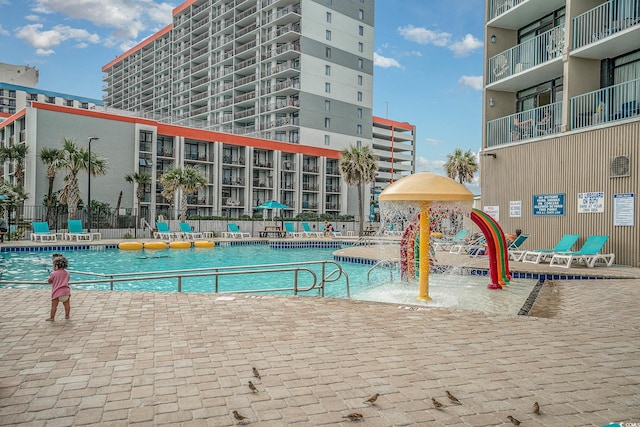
482, 0, 640, 266
0, 82, 103, 118
102, 0, 375, 154
371, 117, 416, 190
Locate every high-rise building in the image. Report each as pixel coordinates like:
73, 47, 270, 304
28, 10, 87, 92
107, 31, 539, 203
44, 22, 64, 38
482, 0, 639, 266
102, 0, 375, 153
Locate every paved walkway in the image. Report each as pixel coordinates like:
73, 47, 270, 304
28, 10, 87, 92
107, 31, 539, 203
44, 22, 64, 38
1, 277, 639, 426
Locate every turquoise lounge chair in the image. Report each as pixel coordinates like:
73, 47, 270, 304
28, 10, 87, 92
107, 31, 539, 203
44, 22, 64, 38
179, 222, 203, 240
31, 221, 59, 242
506, 234, 530, 261
66, 219, 98, 241
432, 229, 470, 251
549, 235, 615, 268
521, 234, 580, 264
154, 221, 178, 240
227, 223, 250, 239
284, 222, 303, 238
301, 222, 321, 237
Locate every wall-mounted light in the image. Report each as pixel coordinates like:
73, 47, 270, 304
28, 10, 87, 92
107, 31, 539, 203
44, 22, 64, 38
490, 35, 497, 43
481, 152, 497, 159
489, 98, 495, 107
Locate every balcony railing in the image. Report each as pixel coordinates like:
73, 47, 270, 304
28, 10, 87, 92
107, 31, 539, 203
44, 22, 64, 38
486, 101, 563, 147
573, 0, 640, 50
489, 0, 526, 20
488, 24, 564, 84
570, 78, 640, 130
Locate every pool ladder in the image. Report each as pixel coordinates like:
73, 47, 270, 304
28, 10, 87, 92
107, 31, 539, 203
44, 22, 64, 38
367, 259, 399, 282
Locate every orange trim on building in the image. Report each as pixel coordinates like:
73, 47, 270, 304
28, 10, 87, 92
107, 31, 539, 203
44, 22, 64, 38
0, 112, 11, 119
0, 108, 27, 130
373, 116, 415, 130
173, 0, 197, 15
102, 25, 173, 71
29, 103, 340, 159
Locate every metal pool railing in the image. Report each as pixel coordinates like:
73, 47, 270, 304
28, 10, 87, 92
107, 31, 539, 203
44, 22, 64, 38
1, 260, 351, 298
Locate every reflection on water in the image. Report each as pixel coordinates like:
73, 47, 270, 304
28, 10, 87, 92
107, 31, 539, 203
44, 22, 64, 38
0, 247, 536, 315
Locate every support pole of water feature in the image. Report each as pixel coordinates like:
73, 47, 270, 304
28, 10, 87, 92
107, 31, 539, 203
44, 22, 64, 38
418, 200, 431, 301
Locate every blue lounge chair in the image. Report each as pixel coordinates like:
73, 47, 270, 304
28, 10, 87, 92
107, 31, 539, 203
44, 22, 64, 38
66, 219, 99, 241
521, 234, 580, 264
549, 235, 615, 268
301, 222, 321, 238
227, 223, 250, 239
284, 222, 304, 238
154, 221, 178, 240
432, 229, 470, 251
506, 234, 530, 261
179, 222, 204, 240
31, 221, 59, 242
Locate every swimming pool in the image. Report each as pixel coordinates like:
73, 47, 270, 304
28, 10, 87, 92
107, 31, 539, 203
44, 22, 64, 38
0, 245, 538, 314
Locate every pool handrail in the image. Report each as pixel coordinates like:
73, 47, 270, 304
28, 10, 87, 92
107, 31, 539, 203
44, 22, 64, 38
2, 260, 350, 298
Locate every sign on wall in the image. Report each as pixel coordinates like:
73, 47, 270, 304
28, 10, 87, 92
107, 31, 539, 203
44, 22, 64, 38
509, 200, 522, 217
577, 192, 605, 213
483, 205, 499, 222
533, 193, 565, 216
613, 193, 635, 226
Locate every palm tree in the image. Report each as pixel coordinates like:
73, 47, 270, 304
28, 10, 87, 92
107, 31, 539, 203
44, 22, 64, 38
339, 145, 378, 236
160, 166, 207, 222
444, 148, 478, 185
39, 147, 64, 223
125, 171, 151, 226
0, 144, 29, 188
57, 138, 108, 220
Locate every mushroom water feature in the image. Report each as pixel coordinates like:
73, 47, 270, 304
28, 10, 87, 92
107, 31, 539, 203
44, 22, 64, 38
378, 172, 476, 301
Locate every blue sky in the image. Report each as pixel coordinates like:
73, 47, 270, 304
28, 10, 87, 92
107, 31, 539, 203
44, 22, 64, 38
0, 0, 484, 193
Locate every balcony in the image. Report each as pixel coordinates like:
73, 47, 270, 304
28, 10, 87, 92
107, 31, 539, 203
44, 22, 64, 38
489, 0, 565, 29
572, 0, 640, 59
486, 101, 562, 147
487, 25, 564, 91
570, 78, 640, 130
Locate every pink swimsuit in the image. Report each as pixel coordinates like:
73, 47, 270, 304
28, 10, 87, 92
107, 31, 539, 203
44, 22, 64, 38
49, 269, 70, 300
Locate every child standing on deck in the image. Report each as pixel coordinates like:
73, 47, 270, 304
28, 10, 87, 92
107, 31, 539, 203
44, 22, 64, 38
46, 256, 70, 321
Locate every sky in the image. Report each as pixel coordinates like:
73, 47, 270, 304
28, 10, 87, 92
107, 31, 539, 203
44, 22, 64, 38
0, 0, 485, 194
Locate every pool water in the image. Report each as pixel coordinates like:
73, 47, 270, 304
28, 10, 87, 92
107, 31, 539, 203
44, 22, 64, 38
0, 246, 537, 314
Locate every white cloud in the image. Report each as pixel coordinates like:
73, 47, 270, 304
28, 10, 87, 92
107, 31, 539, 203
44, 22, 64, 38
373, 52, 402, 69
449, 33, 483, 57
424, 138, 443, 145
31, 0, 173, 40
74, 42, 88, 48
416, 157, 445, 173
16, 23, 100, 50
36, 48, 55, 56
396, 50, 422, 58
398, 25, 451, 47
25, 14, 40, 21
458, 75, 483, 91
0, 24, 9, 36
398, 25, 482, 58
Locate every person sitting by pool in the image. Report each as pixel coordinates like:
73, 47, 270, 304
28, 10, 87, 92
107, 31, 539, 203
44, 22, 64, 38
323, 221, 334, 237
0, 218, 7, 243
505, 229, 522, 245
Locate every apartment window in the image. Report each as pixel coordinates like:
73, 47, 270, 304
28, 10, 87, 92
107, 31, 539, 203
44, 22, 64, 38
326, 12, 331, 23
325, 65, 331, 76
325, 83, 331, 93
358, 42, 364, 53
518, 8, 565, 44
326, 0, 331, 5
326, 47, 331, 58
325, 100, 331, 111
81, 102, 89, 109
66, 99, 74, 106
359, 9, 364, 20
358, 58, 363, 69
356, 140, 362, 148
357, 124, 362, 135
8, 90, 15, 98
358, 75, 363, 85
326, 30, 331, 41
357, 108, 363, 118
324, 117, 330, 128
324, 135, 330, 146
47, 96, 55, 104
516, 77, 563, 112
357, 91, 363, 101
358, 26, 364, 36
29, 93, 38, 101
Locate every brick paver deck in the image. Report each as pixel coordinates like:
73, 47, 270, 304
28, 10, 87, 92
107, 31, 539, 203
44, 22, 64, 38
1, 278, 639, 426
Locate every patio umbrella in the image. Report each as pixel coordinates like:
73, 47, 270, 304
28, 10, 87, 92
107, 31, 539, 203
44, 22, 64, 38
256, 200, 290, 224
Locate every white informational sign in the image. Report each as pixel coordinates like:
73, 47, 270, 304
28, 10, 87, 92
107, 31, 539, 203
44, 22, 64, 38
509, 201, 522, 217
483, 205, 499, 222
577, 192, 605, 213
613, 193, 635, 226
